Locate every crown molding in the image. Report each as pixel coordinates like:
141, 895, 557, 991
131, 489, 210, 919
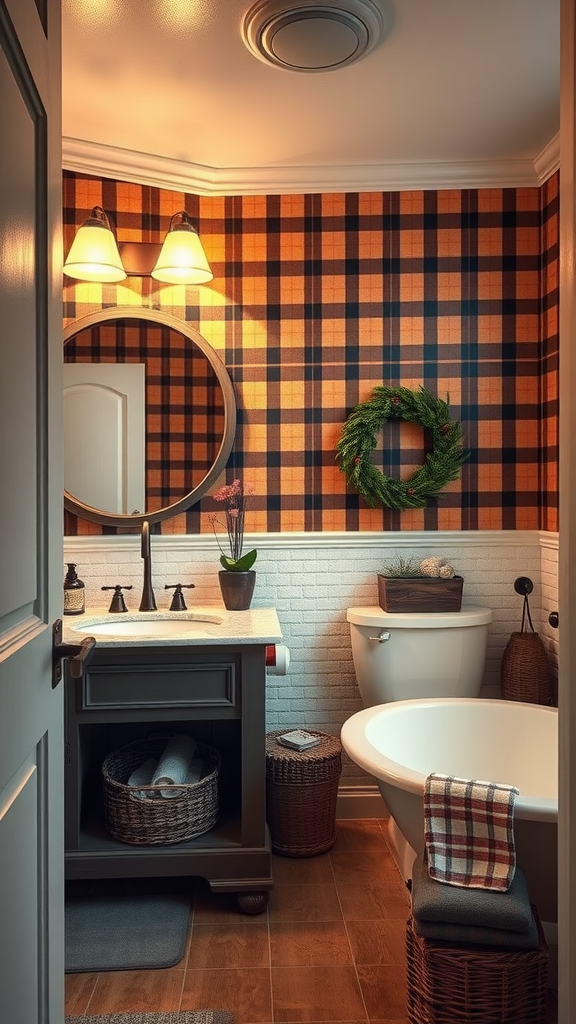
534, 133, 560, 184
62, 136, 547, 196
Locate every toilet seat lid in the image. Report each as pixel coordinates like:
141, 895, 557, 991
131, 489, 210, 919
347, 605, 492, 628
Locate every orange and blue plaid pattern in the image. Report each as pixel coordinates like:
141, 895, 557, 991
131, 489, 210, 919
62, 171, 558, 536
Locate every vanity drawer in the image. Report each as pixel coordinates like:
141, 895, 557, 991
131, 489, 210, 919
80, 654, 237, 711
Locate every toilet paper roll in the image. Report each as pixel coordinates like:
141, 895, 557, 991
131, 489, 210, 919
266, 644, 290, 675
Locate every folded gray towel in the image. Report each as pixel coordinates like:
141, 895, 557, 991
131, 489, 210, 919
412, 910, 539, 949
411, 853, 533, 933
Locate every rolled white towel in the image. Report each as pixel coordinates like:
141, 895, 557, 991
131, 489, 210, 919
152, 733, 197, 798
127, 758, 157, 800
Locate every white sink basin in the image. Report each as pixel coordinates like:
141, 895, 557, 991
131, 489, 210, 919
71, 613, 224, 638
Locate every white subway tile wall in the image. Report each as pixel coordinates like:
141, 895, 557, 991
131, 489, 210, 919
540, 533, 560, 683
63, 530, 557, 787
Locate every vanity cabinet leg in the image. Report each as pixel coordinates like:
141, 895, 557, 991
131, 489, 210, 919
236, 891, 269, 915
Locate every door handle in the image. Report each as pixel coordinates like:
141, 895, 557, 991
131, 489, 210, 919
52, 618, 96, 688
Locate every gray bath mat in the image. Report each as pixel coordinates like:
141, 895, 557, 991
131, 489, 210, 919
65, 890, 191, 973
66, 1015, 234, 1024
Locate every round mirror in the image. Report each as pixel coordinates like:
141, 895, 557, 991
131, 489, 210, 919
63, 306, 236, 527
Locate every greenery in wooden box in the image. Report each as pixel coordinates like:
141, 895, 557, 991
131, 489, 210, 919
378, 556, 463, 612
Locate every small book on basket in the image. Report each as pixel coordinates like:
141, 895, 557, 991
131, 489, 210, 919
276, 730, 321, 751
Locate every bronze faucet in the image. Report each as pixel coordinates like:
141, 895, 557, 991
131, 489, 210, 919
139, 520, 157, 611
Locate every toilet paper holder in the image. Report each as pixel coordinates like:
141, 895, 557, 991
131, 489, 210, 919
265, 644, 290, 675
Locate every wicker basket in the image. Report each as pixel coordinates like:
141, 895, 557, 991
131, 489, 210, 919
102, 735, 220, 845
405, 908, 549, 1024
265, 730, 342, 857
500, 631, 554, 706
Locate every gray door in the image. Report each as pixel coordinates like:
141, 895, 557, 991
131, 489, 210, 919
0, 1, 63, 1021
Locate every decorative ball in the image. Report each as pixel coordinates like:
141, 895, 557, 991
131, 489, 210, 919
439, 564, 455, 579
419, 556, 443, 577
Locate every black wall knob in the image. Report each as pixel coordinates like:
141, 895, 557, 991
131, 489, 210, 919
514, 576, 534, 596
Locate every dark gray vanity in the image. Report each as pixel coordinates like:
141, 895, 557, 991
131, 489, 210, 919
64, 608, 282, 913
62, 307, 278, 911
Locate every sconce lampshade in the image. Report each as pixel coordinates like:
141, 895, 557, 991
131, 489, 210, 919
63, 206, 126, 282
151, 211, 213, 285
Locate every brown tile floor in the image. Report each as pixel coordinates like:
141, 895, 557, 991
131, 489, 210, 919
65, 818, 558, 1023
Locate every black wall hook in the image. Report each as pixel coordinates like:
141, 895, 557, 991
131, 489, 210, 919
514, 576, 533, 596
513, 577, 535, 633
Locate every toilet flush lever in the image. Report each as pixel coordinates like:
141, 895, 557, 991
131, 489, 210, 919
368, 630, 391, 642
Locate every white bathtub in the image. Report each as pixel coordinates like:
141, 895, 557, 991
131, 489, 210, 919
341, 697, 558, 924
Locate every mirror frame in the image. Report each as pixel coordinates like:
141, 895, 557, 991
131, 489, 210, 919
63, 306, 237, 527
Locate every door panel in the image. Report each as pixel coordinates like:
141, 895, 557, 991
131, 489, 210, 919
0, 1, 63, 1022
0, 757, 41, 1024
63, 363, 146, 514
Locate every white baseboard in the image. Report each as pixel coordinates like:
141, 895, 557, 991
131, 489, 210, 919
336, 785, 388, 819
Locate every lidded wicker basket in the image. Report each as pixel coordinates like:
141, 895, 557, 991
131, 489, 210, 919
102, 735, 220, 845
265, 729, 342, 857
406, 908, 549, 1024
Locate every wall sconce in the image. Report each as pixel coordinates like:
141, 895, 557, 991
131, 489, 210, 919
63, 207, 213, 285
150, 211, 213, 284
63, 206, 126, 282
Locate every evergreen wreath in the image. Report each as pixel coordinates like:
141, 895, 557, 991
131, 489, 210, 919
335, 385, 468, 511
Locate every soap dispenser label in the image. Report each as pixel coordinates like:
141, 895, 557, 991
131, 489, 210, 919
63, 588, 85, 614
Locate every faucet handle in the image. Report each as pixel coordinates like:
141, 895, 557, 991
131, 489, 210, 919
164, 583, 195, 611
102, 584, 133, 613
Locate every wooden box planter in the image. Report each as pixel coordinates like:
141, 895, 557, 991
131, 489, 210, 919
377, 575, 464, 613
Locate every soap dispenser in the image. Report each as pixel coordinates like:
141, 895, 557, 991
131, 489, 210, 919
63, 563, 85, 615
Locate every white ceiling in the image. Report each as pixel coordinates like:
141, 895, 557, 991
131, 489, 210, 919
61, 0, 560, 196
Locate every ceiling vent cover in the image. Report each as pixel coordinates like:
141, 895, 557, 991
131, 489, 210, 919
242, 0, 388, 73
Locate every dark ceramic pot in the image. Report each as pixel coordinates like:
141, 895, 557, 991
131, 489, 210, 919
218, 570, 256, 611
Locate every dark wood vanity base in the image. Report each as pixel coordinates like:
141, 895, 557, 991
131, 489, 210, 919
65, 641, 274, 910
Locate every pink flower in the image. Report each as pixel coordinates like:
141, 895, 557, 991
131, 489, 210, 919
209, 478, 255, 567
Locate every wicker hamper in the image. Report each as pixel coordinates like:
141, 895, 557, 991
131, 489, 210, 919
500, 631, 554, 706
265, 730, 342, 856
405, 907, 550, 1024
501, 581, 554, 706
102, 735, 220, 845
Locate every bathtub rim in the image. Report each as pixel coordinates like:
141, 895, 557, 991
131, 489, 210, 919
341, 696, 558, 823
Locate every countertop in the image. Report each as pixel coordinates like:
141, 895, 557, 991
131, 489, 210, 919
62, 605, 283, 646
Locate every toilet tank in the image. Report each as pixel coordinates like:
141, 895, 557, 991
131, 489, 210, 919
347, 606, 492, 707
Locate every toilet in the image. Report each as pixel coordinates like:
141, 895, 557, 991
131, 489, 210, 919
347, 605, 492, 707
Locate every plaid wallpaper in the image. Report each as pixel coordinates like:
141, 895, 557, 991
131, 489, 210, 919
62, 170, 559, 536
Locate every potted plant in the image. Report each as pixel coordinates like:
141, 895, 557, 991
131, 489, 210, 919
209, 479, 257, 610
377, 555, 463, 612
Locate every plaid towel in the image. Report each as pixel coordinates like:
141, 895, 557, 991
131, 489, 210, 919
424, 773, 519, 890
